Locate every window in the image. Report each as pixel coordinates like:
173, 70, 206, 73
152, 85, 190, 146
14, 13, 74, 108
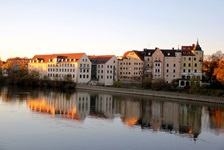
173, 69, 175, 73
194, 69, 197, 73
167, 69, 169, 73
188, 69, 190, 73
87, 75, 89, 78
173, 64, 176, 67
189, 57, 191, 61
195, 63, 197, 67
80, 64, 82, 67
101, 75, 103, 79
158, 69, 160, 72
80, 75, 82, 78
83, 75, 85, 78
183, 69, 185, 72
167, 64, 169, 67
183, 63, 186, 67
188, 63, 191, 67
194, 57, 196, 61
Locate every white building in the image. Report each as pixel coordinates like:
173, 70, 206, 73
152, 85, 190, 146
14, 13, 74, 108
88, 55, 117, 86
28, 53, 91, 84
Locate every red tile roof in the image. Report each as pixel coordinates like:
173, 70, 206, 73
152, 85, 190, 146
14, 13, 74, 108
31, 53, 85, 62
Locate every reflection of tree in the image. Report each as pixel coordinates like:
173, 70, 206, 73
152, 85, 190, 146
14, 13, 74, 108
209, 108, 224, 133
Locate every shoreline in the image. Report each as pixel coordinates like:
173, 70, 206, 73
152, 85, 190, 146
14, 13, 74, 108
76, 84, 224, 105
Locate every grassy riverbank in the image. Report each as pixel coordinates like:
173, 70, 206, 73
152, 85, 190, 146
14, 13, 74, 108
76, 84, 224, 104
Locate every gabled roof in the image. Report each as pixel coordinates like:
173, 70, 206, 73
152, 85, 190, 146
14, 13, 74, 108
88, 55, 114, 64
122, 50, 144, 61
31, 53, 85, 62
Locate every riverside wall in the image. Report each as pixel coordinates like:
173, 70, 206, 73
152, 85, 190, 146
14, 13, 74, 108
76, 84, 224, 105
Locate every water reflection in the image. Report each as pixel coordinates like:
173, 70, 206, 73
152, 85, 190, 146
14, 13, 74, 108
1, 86, 224, 140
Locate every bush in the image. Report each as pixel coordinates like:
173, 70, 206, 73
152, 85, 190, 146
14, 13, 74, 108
142, 78, 152, 89
151, 79, 166, 91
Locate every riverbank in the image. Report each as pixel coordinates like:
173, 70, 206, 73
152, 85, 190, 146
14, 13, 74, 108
76, 84, 224, 105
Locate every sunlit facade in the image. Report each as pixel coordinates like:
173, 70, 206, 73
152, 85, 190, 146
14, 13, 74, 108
28, 53, 91, 84
118, 50, 144, 83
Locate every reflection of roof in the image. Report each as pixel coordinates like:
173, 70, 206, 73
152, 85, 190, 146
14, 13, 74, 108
88, 55, 114, 64
31, 53, 85, 62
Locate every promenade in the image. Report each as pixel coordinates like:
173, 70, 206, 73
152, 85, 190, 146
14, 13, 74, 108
76, 84, 224, 105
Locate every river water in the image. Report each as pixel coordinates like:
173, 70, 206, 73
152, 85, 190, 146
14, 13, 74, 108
0, 86, 223, 150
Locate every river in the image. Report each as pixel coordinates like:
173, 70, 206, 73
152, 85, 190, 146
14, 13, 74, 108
0, 86, 223, 150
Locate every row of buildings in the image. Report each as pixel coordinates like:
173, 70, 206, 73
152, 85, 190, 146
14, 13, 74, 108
2, 41, 203, 87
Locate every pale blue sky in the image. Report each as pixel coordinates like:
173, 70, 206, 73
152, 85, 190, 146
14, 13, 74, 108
0, 0, 223, 60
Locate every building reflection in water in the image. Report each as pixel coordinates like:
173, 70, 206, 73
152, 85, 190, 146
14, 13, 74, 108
27, 91, 90, 121
1, 86, 224, 140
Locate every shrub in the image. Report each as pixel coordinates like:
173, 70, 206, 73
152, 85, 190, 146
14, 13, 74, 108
151, 79, 166, 91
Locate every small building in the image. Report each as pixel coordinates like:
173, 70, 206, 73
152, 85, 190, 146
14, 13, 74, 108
179, 40, 203, 87
118, 50, 144, 83
88, 55, 117, 86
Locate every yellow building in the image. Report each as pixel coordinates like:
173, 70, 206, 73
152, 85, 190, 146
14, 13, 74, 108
118, 50, 144, 83
179, 41, 203, 87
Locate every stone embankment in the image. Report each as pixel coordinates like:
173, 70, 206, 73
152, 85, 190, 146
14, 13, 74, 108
76, 84, 224, 105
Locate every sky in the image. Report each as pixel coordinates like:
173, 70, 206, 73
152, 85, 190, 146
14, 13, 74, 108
0, 0, 223, 61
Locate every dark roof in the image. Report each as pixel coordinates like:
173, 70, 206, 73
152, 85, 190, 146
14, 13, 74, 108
144, 48, 179, 57
88, 55, 114, 64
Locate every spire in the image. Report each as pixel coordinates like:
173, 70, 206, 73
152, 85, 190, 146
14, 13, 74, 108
196, 38, 199, 46
195, 38, 202, 51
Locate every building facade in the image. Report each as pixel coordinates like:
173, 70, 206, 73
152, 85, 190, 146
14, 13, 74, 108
179, 41, 203, 87
88, 55, 117, 86
28, 53, 91, 84
144, 48, 181, 83
118, 50, 144, 83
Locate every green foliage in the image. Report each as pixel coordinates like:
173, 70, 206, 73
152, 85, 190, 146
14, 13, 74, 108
113, 81, 123, 88
151, 79, 166, 91
142, 78, 152, 89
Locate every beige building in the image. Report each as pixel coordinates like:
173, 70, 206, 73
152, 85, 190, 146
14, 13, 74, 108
144, 48, 182, 83
88, 55, 117, 86
28, 53, 91, 84
118, 50, 144, 83
179, 41, 203, 87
